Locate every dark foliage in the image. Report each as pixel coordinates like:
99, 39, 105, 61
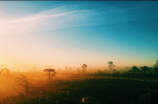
140, 66, 150, 73
128, 66, 139, 73
2, 78, 158, 104
153, 60, 158, 74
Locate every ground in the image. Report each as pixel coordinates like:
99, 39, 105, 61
0, 71, 158, 104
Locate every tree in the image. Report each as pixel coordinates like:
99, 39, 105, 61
0, 64, 10, 76
65, 66, 68, 71
16, 74, 29, 95
69, 67, 72, 71
31, 66, 37, 72
153, 60, 158, 74
153, 59, 158, 68
0, 68, 10, 76
128, 66, 139, 73
17, 69, 20, 72
82, 64, 87, 74
43, 66, 56, 80
113, 69, 116, 74
107, 61, 115, 74
77, 68, 81, 74
140, 66, 150, 73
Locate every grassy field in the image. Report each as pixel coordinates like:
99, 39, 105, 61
0, 71, 158, 104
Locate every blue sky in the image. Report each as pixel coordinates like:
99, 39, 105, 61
0, 1, 158, 70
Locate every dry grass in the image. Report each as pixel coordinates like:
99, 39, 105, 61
0, 71, 158, 104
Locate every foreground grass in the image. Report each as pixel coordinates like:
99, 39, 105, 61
1, 75, 158, 104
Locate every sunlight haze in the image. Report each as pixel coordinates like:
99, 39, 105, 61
0, 1, 158, 71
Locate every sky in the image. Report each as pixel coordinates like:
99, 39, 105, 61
0, 1, 158, 71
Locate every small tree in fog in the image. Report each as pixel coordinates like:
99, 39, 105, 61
113, 69, 116, 74
82, 64, 87, 74
16, 74, 29, 95
0, 64, 10, 76
69, 67, 72, 71
17, 69, 20, 72
153, 60, 158, 68
0, 68, 10, 76
77, 68, 81, 74
43, 66, 56, 80
107, 61, 115, 74
65, 66, 68, 71
31, 66, 37, 72
153, 59, 158, 74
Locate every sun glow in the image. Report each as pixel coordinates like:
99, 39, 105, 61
0, 1, 157, 72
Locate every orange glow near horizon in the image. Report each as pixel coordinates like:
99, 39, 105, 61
0, 2, 157, 72
0, 52, 155, 72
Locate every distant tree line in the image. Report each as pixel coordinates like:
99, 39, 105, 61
128, 60, 158, 74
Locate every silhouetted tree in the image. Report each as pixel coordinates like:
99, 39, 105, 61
97, 69, 102, 74
107, 61, 115, 74
153, 60, 158, 74
128, 66, 139, 73
65, 66, 68, 71
0, 64, 10, 76
153, 60, 158, 68
31, 66, 37, 72
43, 67, 56, 80
113, 69, 116, 74
17, 69, 20, 72
16, 74, 29, 95
77, 68, 81, 74
140, 66, 150, 73
69, 67, 72, 71
82, 64, 87, 74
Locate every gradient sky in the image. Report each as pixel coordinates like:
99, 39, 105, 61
0, 1, 158, 71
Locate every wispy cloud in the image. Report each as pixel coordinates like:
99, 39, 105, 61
0, 5, 139, 35
0, 6, 93, 35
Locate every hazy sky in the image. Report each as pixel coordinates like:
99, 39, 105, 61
0, 1, 158, 71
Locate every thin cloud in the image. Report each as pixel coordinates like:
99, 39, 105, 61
0, 7, 94, 35
0, 5, 139, 35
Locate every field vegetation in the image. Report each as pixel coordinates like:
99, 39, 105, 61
0, 60, 158, 104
